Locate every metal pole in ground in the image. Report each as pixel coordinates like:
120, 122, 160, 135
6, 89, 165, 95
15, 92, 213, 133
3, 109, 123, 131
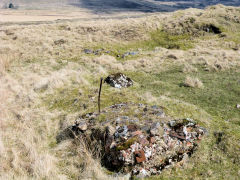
98, 77, 103, 114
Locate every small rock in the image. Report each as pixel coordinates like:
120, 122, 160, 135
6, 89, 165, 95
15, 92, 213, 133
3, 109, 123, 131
141, 125, 150, 133
78, 122, 88, 131
149, 137, 155, 144
237, 104, 240, 109
129, 51, 138, 56
169, 131, 185, 140
122, 51, 138, 58
54, 39, 66, 45
127, 124, 138, 132
156, 111, 165, 117
137, 168, 150, 178
150, 122, 164, 136
138, 137, 149, 146
104, 73, 133, 88
131, 130, 142, 136
151, 105, 158, 109
115, 125, 128, 139
135, 150, 146, 163
199, 127, 208, 135
34, 79, 49, 92
151, 122, 161, 129
83, 49, 93, 54
167, 54, 177, 59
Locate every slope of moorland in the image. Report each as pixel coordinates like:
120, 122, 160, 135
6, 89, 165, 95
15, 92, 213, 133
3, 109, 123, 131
0, 4, 240, 179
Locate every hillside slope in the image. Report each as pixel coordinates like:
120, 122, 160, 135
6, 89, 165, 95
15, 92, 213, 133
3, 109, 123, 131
0, 4, 240, 180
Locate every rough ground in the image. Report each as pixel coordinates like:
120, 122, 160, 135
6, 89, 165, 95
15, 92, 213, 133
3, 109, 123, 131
0, 3, 240, 180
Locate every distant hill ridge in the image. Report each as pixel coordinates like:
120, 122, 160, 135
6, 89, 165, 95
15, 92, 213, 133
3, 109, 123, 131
1, 0, 240, 11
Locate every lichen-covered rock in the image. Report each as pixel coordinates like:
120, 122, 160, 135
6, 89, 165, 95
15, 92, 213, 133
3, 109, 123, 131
104, 73, 133, 88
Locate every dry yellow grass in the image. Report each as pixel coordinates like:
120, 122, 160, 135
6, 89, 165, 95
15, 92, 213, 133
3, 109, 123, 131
184, 76, 204, 88
0, 54, 12, 74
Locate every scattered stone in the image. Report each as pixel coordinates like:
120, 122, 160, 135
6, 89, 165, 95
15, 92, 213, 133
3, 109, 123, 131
83, 49, 93, 54
77, 122, 88, 131
83, 48, 110, 55
115, 125, 128, 139
104, 73, 133, 88
122, 51, 138, 58
156, 111, 165, 117
150, 122, 164, 136
151, 105, 158, 109
54, 39, 67, 45
169, 120, 176, 127
167, 54, 178, 59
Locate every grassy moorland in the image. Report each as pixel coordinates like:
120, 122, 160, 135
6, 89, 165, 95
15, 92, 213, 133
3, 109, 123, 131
0, 4, 240, 180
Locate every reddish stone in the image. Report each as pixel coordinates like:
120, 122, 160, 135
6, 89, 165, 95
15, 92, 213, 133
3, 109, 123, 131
134, 150, 146, 163
169, 131, 185, 140
138, 137, 149, 146
148, 137, 156, 144
131, 130, 142, 136
187, 142, 193, 147
127, 124, 138, 132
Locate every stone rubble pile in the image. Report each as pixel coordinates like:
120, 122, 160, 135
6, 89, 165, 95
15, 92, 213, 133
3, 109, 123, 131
64, 103, 206, 178
83, 48, 111, 55
121, 51, 138, 58
103, 118, 205, 177
104, 73, 133, 88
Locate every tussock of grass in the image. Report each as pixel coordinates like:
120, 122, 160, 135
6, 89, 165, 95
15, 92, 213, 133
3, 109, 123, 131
183, 76, 204, 88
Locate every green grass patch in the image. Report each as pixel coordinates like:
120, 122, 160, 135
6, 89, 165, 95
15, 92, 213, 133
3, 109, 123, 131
43, 81, 142, 114
128, 66, 240, 122
146, 30, 194, 50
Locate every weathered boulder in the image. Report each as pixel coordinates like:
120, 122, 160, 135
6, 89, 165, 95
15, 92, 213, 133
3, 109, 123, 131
104, 73, 133, 88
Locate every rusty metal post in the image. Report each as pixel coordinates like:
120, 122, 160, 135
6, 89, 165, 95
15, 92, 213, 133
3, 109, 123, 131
98, 77, 103, 114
